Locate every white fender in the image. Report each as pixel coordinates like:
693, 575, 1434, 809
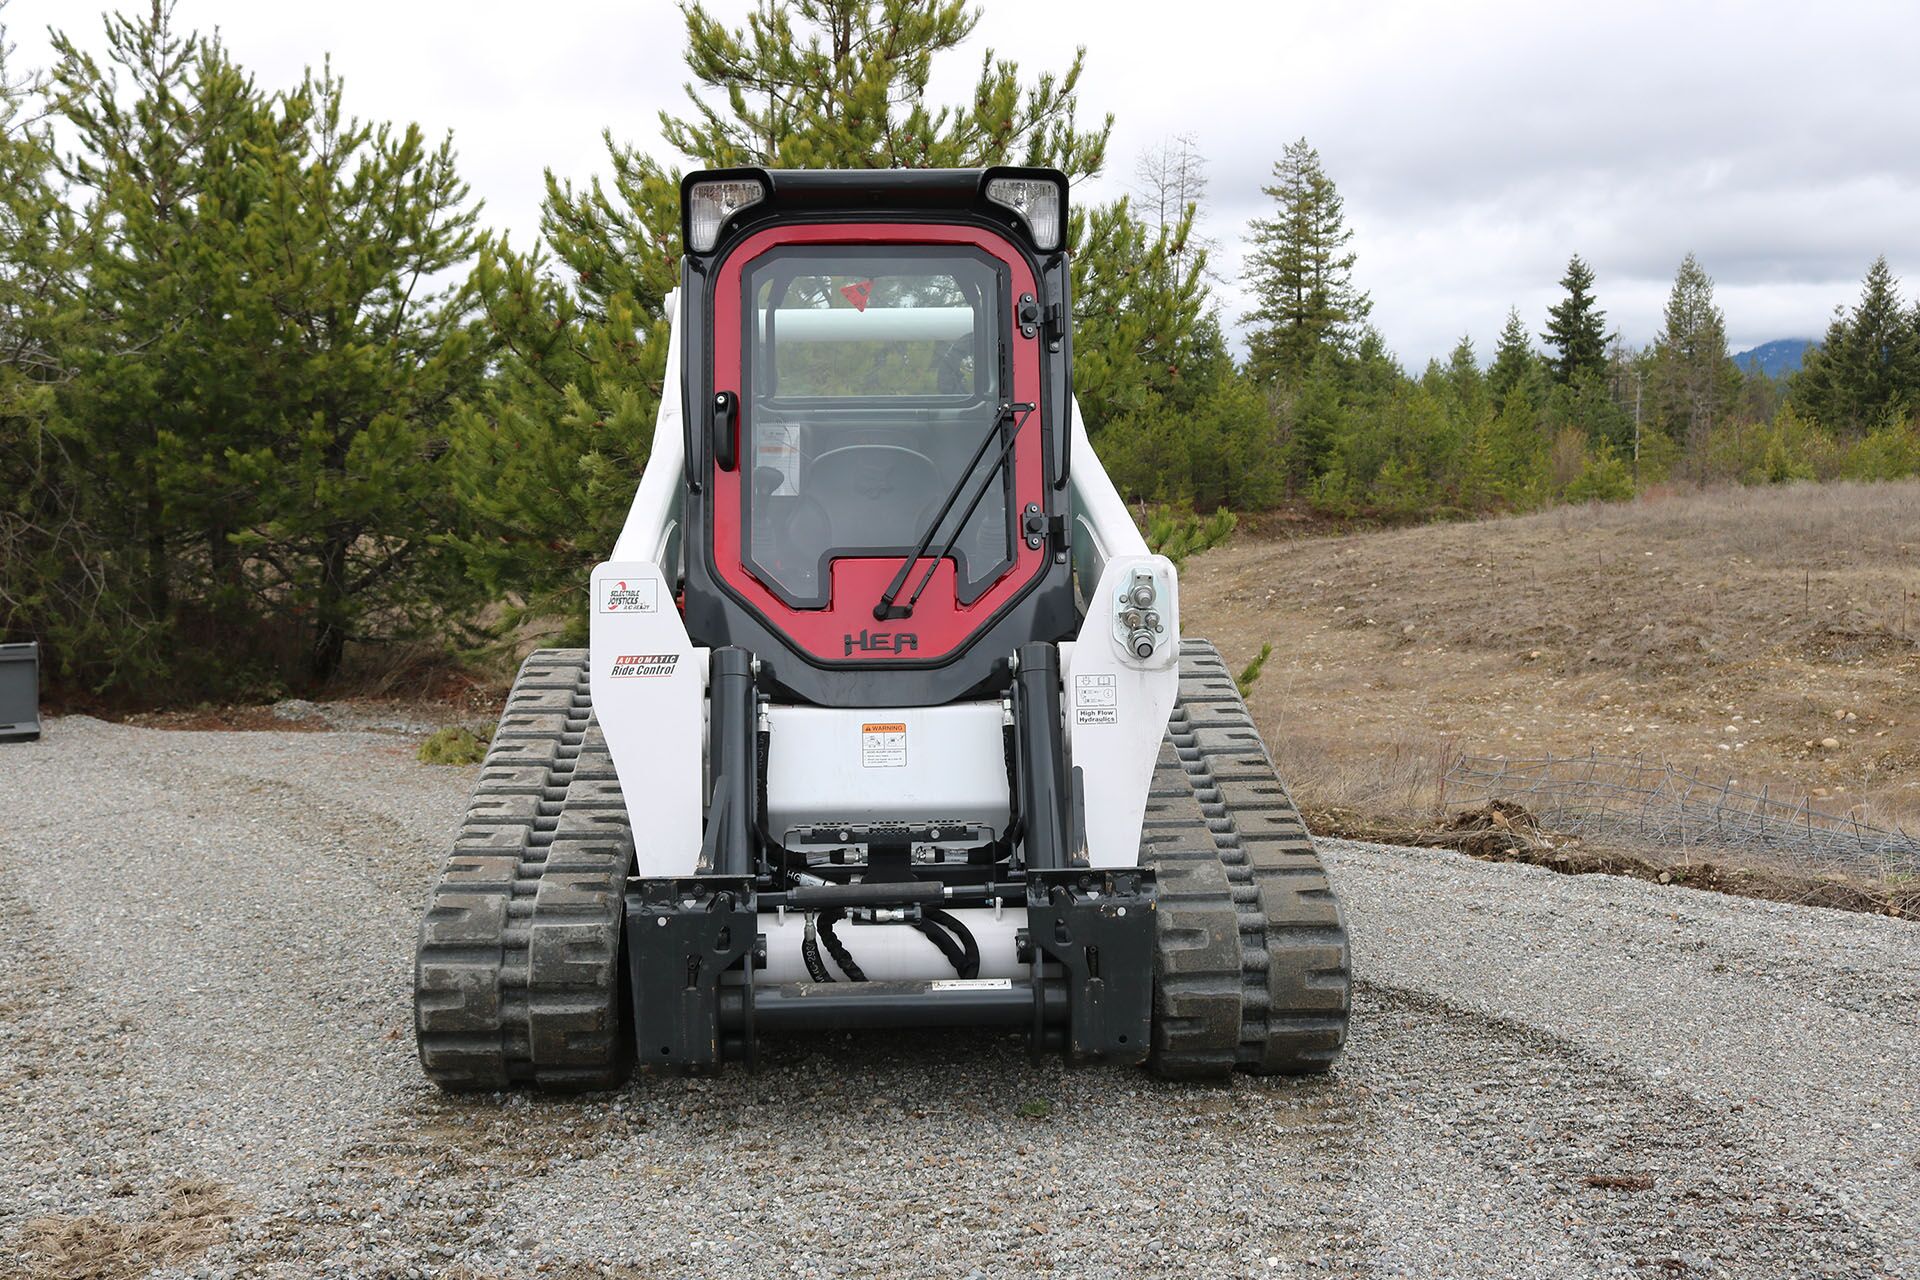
589, 561, 706, 877
1062, 554, 1181, 868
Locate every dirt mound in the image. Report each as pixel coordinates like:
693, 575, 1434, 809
1307, 799, 1552, 859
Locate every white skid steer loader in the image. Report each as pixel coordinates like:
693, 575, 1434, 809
414, 167, 1350, 1085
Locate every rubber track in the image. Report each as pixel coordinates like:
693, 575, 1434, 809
1145, 639, 1351, 1078
414, 649, 633, 1090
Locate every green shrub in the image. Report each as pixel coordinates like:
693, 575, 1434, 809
1564, 450, 1635, 503
418, 723, 493, 766
1703, 406, 1835, 484
1840, 419, 1920, 480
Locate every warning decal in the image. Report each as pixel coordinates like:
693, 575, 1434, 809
839, 278, 875, 311
1073, 673, 1118, 726
598, 577, 659, 614
860, 722, 907, 768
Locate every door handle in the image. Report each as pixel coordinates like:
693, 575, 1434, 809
713, 390, 739, 471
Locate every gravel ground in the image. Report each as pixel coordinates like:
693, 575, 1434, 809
0, 716, 1914, 1279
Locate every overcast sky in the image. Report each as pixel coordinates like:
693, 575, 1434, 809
9, 0, 1918, 366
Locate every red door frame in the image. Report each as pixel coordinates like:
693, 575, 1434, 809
708, 223, 1047, 665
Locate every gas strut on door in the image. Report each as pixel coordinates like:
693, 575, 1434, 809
873, 401, 1036, 621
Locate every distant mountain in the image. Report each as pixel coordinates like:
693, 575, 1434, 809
1732, 338, 1814, 378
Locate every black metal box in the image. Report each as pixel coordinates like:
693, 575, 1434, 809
0, 642, 42, 742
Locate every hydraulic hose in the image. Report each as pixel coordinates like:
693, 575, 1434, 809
815, 908, 867, 982
801, 912, 834, 983
918, 908, 981, 979
914, 914, 970, 976
803, 904, 980, 982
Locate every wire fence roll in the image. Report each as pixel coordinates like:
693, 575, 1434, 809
1442, 751, 1919, 882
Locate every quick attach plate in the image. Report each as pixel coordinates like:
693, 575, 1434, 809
1024, 867, 1157, 1065
625, 876, 760, 1070
796, 822, 987, 845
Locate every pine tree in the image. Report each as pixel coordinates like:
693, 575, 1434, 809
1486, 388, 1550, 505
668, 0, 1109, 176
1488, 307, 1539, 409
452, 0, 1117, 632
1072, 198, 1211, 428
1071, 195, 1259, 507
1542, 255, 1609, 385
0, 9, 56, 426
47, 5, 275, 637
1791, 309, 1850, 432
1443, 335, 1487, 423
1843, 257, 1916, 418
218, 68, 489, 684
48, 6, 485, 690
1083, 140, 1245, 508
1648, 253, 1738, 454
1283, 351, 1346, 487
1792, 256, 1918, 432
1243, 137, 1370, 388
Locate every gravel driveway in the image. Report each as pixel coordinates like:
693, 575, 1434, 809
1, 717, 1914, 1279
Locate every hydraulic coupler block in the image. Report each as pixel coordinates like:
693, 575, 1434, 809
1023, 867, 1157, 1064
626, 876, 761, 1071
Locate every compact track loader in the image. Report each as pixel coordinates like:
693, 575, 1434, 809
414, 167, 1351, 1085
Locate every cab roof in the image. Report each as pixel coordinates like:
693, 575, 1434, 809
680, 165, 1068, 257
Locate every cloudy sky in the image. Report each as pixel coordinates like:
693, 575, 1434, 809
9, 0, 1917, 366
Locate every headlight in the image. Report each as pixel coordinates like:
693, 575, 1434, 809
985, 175, 1063, 250
686, 178, 766, 252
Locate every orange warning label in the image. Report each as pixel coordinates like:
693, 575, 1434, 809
860, 722, 907, 768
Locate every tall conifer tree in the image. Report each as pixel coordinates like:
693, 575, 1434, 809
1542, 255, 1609, 385
1792, 256, 1919, 432
1243, 137, 1370, 388
1487, 307, 1538, 409
0, 2, 120, 675
1649, 253, 1737, 451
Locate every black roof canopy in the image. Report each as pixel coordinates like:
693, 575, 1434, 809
680, 165, 1067, 256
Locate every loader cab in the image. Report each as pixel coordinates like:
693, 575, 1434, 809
675, 167, 1080, 708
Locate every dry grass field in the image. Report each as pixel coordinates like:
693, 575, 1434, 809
1182, 481, 1920, 842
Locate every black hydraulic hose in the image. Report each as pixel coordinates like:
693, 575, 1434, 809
815, 908, 867, 982
924, 908, 981, 979
755, 725, 773, 855
801, 912, 833, 983
806, 904, 980, 983
914, 914, 971, 977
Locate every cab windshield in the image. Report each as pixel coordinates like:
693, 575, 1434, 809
742, 245, 1012, 608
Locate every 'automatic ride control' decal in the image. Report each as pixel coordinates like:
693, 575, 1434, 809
609, 654, 678, 678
